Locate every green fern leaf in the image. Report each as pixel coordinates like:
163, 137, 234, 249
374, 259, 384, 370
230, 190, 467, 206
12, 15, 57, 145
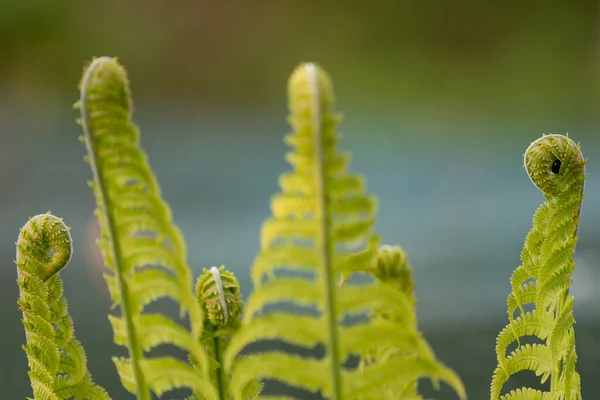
491, 134, 585, 400
76, 56, 217, 400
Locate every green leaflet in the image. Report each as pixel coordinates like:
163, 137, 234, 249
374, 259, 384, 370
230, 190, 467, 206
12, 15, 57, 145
223, 63, 466, 400
15, 213, 110, 400
491, 134, 585, 400
76, 57, 217, 400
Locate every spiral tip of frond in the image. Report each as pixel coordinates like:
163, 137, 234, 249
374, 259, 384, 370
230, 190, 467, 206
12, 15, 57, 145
524, 134, 585, 197
372, 245, 415, 296
196, 265, 243, 328
16, 212, 73, 281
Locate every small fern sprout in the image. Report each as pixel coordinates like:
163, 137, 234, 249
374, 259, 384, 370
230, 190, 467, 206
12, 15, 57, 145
196, 266, 243, 330
16, 212, 110, 400
194, 266, 261, 400
354, 244, 465, 399
491, 134, 585, 400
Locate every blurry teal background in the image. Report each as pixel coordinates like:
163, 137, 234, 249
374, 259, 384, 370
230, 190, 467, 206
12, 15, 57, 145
1, 1, 600, 399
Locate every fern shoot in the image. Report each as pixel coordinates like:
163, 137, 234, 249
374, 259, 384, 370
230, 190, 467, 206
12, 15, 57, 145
76, 57, 217, 400
223, 62, 466, 399
353, 244, 465, 399
491, 134, 586, 400
15, 212, 110, 400
192, 266, 261, 399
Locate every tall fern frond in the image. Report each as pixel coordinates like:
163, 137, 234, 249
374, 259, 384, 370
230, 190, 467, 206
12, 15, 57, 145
491, 134, 585, 400
15, 212, 110, 400
223, 63, 466, 399
75, 57, 217, 400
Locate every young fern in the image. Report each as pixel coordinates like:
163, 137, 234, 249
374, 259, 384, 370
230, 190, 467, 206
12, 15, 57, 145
491, 134, 586, 400
223, 63, 466, 399
354, 244, 466, 399
16, 212, 110, 400
76, 57, 217, 400
191, 266, 261, 399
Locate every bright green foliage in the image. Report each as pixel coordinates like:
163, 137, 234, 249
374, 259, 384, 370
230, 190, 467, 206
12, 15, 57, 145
354, 244, 466, 399
491, 134, 586, 400
222, 63, 466, 400
15, 212, 110, 400
75, 57, 217, 400
17, 56, 592, 400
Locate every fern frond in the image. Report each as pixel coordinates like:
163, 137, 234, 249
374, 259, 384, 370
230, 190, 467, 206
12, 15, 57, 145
15, 213, 110, 400
491, 134, 586, 399
76, 56, 217, 400
224, 63, 465, 400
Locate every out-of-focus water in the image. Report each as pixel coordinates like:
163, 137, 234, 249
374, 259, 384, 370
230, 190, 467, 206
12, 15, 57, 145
1, 106, 599, 398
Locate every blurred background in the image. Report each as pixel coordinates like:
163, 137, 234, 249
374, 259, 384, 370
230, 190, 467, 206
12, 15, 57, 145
1, 1, 600, 398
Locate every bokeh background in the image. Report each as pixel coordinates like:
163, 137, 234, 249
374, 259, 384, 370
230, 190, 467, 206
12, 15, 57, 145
1, 1, 600, 399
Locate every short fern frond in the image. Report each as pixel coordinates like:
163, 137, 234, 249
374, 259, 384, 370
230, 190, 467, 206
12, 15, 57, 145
491, 134, 585, 400
224, 63, 465, 400
15, 213, 110, 400
355, 245, 466, 400
76, 57, 217, 400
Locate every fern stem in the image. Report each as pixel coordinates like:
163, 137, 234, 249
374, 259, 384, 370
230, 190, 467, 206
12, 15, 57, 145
211, 330, 225, 399
208, 267, 227, 400
307, 63, 343, 399
80, 57, 150, 400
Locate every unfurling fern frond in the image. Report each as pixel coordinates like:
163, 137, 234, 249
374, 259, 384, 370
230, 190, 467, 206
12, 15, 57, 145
76, 57, 217, 400
491, 134, 586, 400
223, 63, 466, 400
353, 245, 465, 400
191, 266, 262, 400
16, 212, 110, 400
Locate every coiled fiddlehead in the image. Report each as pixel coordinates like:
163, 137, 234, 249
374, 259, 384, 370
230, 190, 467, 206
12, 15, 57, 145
16, 212, 110, 399
190, 266, 260, 400
223, 63, 466, 399
491, 134, 586, 400
76, 57, 217, 400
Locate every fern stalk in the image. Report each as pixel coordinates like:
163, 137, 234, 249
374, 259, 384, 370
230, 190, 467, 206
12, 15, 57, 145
79, 57, 149, 400
308, 63, 343, 399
